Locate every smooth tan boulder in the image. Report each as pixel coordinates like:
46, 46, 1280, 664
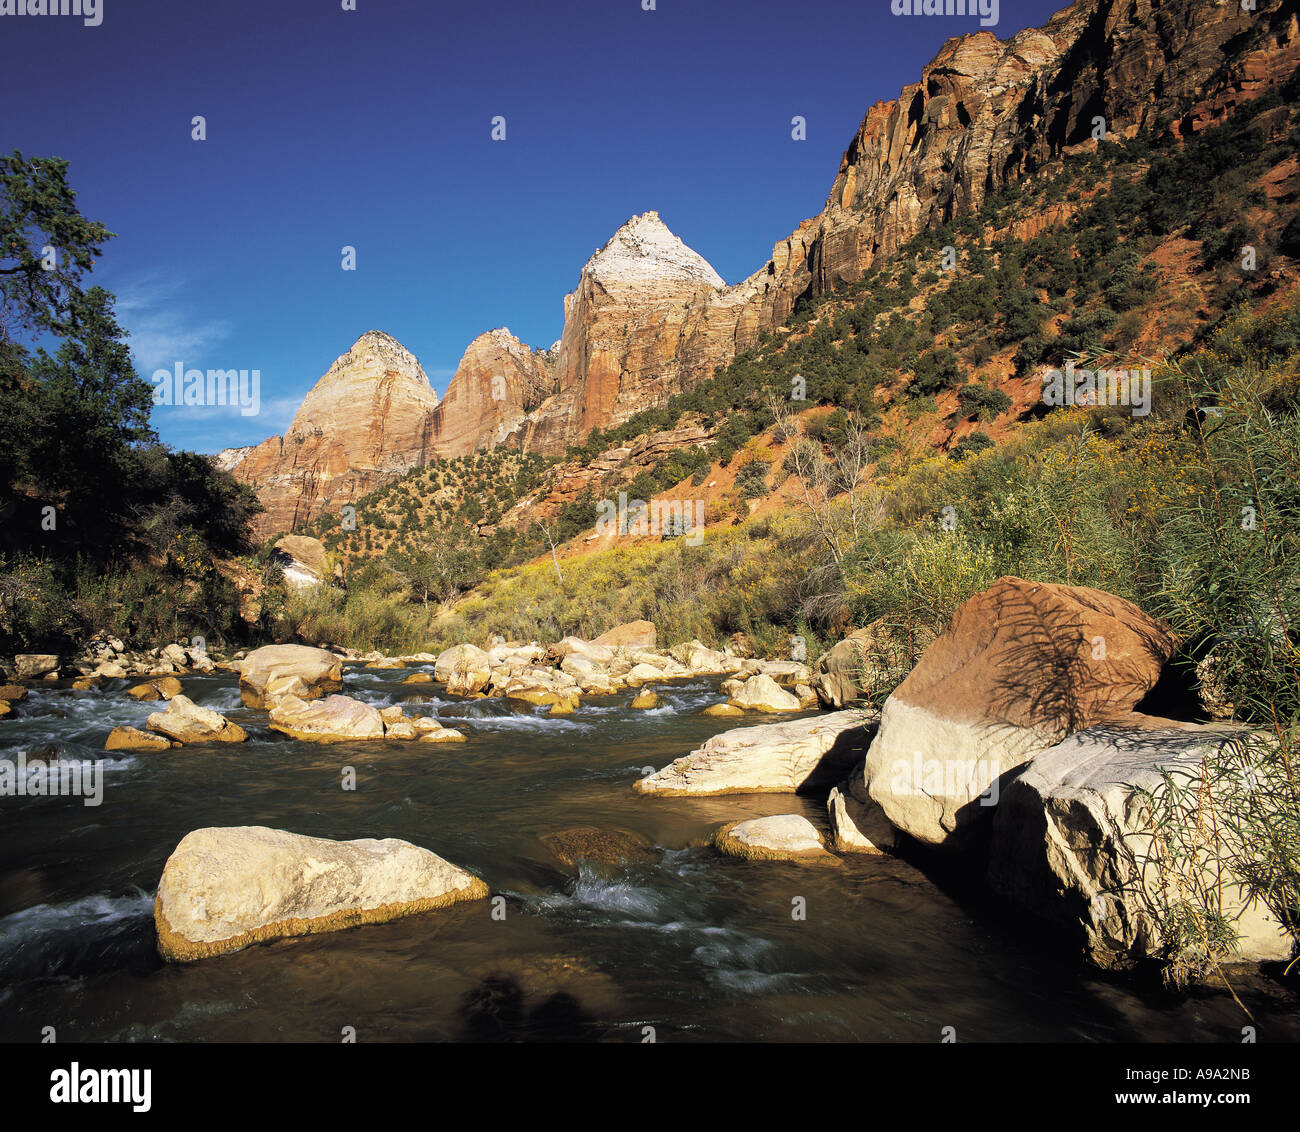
827, 783, 897, 854
268, 694, 384, 742
630, 689, 659, 709
592, 620, 657, 650
859, 578, 1176, 852
419, 728, 467, 743
727, 673, 801, 713
434, 644, 492, 696
813, 620, 939, 708
702, 703, 744, 718
672, 640, 743, 675
127, 676, 183, 702
105, 726, 173, 753
623, 663, 666, 688
146, 695, 247, 744
713, 815, 840, 865
552, 637, 615, 665
813, 628, 874, 709
239, 644, 343, 709
14, 654, 59, 679
635, 711, 875, 796
0, 684, 27, 702
154, 826, 490, 962
988, 720, 1294, 971
402, 673, 434, 685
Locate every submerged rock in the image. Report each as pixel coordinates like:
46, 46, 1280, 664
154, 826, 490, 962
712, 815, 840, 864
540, 827, 656, 868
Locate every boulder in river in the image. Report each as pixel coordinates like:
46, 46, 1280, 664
434, 644, 492, 696
238, 644, 344, 709
105, 726, 174, 752
540, 827, 656, 869
126, 676, 183, 702
727, 673, 802, 713
827, 782, 897, 854
154, 826, 490, 961
701, 703, 744, 718
988, 719, 1295, 971
858, 577, 1176, 853
146, 695, 247, 744
712, 815, 840, 865
268, 694, 384, 742
635, 710, 875, 796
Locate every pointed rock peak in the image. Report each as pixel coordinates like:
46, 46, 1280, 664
459, 327, 533, 364
326, 330, 429, 387
583, 211, 726, 289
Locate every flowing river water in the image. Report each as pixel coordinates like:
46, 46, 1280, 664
2, 665, 1297, 1043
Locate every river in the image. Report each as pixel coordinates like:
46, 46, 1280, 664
1, 665, 1296, 1042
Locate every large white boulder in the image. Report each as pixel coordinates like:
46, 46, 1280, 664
858, 577, 1176, 852
713, 814, 839, 864
634, 711, 874, 796
268, 694, 385, 742
155, 826, 489, 961
727, 673, 802, 713
146, 695, 247, 744
434, 644, 492, 696
988, 720, 1295, 971
238, 644, 343, 709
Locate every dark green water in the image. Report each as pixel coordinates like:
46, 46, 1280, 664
1, 665, 1296, 1042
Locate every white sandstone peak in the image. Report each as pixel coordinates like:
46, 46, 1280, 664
333, 331, 429, 385
583, 211, 726, 289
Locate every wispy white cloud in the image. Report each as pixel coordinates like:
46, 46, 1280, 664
112, 272, 232, 377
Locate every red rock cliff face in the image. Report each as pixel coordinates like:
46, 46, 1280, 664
430, 328, 557, 457
754, 0, 1298, 311
222, 331, 440, 539
521, 211, 764, 454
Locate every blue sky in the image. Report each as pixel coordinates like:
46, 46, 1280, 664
2, 0, 1067, 452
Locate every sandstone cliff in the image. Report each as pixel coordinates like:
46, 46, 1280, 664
521, 211, 762, 454
752, 0, 1299, 312
220, 331, 440, 538
226, 0, 1298, 538
430, 328, 556, 457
